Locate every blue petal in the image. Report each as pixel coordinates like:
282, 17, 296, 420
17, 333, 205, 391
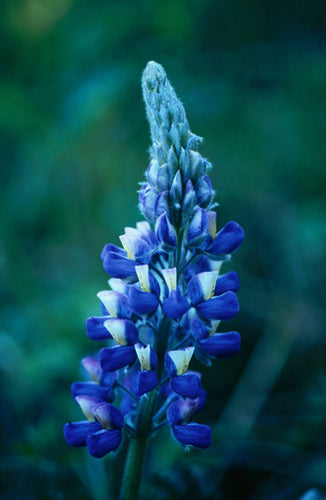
214, 271, 240, 295
196, 291, 239, 320
102, 252, 137, 281
71, 382, 109, 400
139, 184, 158, 222
91, 402, 124, 429
182, 179, 196, 213
156, 164, 170, 191
85, 316, 112, 341
207, 221, 244, 255
199, 331, 241, 358
170, 170, 182, 203
187, 207, 208, 246
155, 212, 177, 249
148, 272, 161, 297
195, 175, 214, 207
172, 423, 212, 449
154, 190, 170, 217
129, 286, 159, 314
63, 421, 101, 447
87, 429, 122, 458
99, 346, 137, 372
167, 399, 198, 425
171, 373, 201, 399
162, 288, 189, 320
101, 244, 125, 262
146, 159, 160, 186
130, 370, 159, 397
187, 276, 203, 305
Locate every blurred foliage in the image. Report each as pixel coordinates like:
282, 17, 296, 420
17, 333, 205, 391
0, 0, 326, 498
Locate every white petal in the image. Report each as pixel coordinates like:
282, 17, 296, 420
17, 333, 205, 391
198, 271, 219, 301
136, 265, 150, 293
162, 268, 177, 292
104, 319, 127, 346
119, 234, 135, 260
168, 346, 194, 376
97, 291, 118, 317
135, 343, 151, 371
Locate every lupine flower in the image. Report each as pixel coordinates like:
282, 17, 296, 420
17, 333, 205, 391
64, 396, 124, 458
64, 61, 244, 499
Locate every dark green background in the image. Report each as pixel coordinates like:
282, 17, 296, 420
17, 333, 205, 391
1, 1, 325, 498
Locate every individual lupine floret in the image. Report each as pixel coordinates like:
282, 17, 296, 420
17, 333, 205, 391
64, 396, 124, 458
130, 343, 159, 397
128, 265, 160, 315
164, 347, 201, 399
101, 221, 158, 281
187, 270, 239, 321
203, 211, 244, 257
99, 328, 139, 373
85, 290, 132, 341
162, 268, 189, 320
167, 398, 212, 449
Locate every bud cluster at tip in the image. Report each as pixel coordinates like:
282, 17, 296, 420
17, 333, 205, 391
140, 61, 215, 227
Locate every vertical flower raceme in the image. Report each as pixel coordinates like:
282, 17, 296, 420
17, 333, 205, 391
64, 61, 244, 496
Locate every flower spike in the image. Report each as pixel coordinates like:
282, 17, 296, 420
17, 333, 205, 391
64, 61, 244, 483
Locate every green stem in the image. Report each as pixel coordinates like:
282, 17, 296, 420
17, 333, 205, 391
119, 391, 157, 500
119, 315, 172, 499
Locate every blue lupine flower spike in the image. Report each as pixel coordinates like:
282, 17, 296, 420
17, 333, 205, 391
64, 62, 244, 500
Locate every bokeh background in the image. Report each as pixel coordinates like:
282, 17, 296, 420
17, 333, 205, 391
1, 1, 325, 499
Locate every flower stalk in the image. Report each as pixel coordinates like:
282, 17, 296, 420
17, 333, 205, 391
119, 391, 157, 500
